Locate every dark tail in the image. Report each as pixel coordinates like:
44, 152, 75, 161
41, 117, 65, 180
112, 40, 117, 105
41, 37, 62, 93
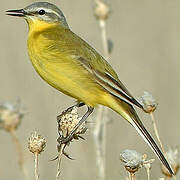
128, 106, 174, 175
112, 98, 174, 175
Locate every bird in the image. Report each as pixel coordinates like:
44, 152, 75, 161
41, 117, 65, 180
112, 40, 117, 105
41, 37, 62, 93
6, 2, 173, 174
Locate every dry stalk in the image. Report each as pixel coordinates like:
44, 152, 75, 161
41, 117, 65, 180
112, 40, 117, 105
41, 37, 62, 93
144, 162, 151, 180
56, 106, 87, 179
128, 172, 136, 180
165, 177, 176, 180
10, 129, 29, 180
56, 144, 65, 180
34, 152, 39, 180
146, 167, 150, 180
143, 154, 154, 180
165, 177, 171, 180
150, 114, 178, 179
0, 100, 28, 179
99, 19, 109, 59
150, 112, 165, 154
28, 131, 46, 180
93, 1, 110, 179
140, 92, 165, 153
93, 106, 106, 180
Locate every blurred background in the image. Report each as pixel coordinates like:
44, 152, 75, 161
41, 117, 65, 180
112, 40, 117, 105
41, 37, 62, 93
1, 0, 180, 179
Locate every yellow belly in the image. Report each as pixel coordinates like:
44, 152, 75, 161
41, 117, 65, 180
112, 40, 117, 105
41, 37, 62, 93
27, 32, 107, 107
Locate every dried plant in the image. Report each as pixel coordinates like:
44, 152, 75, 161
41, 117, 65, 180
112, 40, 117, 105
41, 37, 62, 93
0, 101, 23, 132
143, 154, 155, 180
161, 148, 180, 179
56, 106, 87, 180
0, 100, 28, 180
140, 92, 178, 179
28, 131, 46, 180
140, 91, 157, 114
94, 0, 110, 21
93, 1, 111, 180
120, 149, 154, 180
57, 106, 87, 140
140, 91, 165, 154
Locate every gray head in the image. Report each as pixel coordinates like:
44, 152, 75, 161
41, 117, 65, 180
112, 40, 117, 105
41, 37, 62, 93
6, 2, 69, 28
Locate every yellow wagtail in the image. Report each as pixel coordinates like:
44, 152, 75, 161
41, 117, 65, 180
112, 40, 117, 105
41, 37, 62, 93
6, 2, 173, 174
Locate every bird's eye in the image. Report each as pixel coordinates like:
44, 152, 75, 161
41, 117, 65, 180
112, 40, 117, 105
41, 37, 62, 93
38, 9, 45, 15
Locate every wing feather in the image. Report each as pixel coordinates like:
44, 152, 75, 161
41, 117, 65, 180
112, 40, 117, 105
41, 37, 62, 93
77, 56, 143, 109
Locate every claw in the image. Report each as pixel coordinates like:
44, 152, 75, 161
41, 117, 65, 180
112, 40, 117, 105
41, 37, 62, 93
50, 156, 59, 161
77, 135, 85, 140
63, 152, 75, 160
62, 143, 74, 160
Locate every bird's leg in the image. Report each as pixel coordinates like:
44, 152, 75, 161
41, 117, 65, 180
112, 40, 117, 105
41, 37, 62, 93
60, 106, 94, 144
68, 102, 85, 110
77, 102, 86, 108
60, 102, 85, 114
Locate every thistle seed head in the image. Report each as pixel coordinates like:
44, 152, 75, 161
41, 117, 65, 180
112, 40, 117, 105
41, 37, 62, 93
0, 100, 24, 132
57, 106, 87, 139
94, 0, 110, 20
120, 150, 144, 173
120, 150, 154, 174
161, 148, 180, 177
28, 131, 46, 154
140, 91, 158, 113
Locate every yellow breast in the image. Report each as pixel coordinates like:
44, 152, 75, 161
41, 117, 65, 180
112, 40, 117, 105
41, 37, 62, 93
27, 20, 108, 107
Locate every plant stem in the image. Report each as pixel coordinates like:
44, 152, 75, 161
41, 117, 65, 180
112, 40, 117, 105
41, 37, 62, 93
93, 3, 110, 179
93, 106, 106, 180
165, 176, 171, 180
129, 172, 136, 180
150, 112, 165, 154
99, 19, 109, 59
34, 152, 39, 180
56, 144, 65, 180
10, 129, 29, 180
146, 166, 150, 180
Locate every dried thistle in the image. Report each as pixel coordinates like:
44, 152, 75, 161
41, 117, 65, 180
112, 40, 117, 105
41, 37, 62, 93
55, 106, 88, 179
0, 100, 28, 179
140, 91, 158, 113
93, 2, 111, 180
57, 106, 87, 143
28, 132, 46, 180
0, 100, 24, 132
94, 0, 110, 20
140, 91, 165, 154
142, 154, 155, 180
161, 148, 180, 177
120, 150, 154, 179
120, 150, 143, 174
28, 131, 46, 154
56, 106, 87, 159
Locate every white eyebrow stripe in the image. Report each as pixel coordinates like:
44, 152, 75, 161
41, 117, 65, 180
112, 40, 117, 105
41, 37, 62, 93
37, 7, 61, 18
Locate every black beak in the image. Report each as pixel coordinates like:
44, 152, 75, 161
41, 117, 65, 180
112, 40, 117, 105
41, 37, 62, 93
6, 9, 26, 17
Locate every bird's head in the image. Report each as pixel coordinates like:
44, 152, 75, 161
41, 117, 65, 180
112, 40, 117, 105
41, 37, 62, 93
6, 2, 69, 30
